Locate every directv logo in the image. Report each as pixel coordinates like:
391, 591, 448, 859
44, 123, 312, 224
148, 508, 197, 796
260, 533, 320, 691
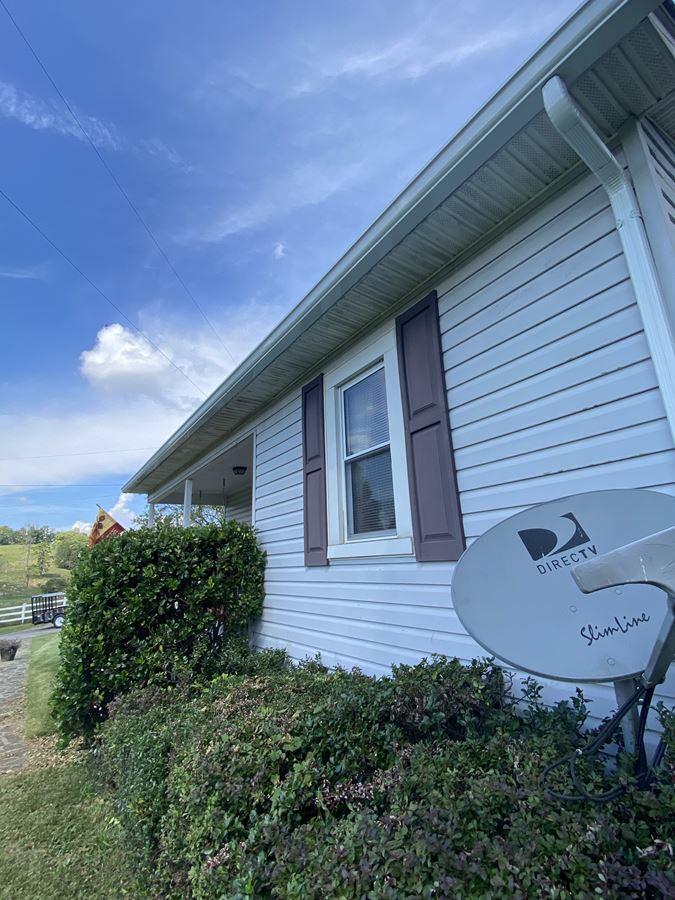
518, 512, 598, 575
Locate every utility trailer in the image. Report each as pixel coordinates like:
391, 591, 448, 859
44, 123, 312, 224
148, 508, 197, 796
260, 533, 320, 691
30, 592, 67, 628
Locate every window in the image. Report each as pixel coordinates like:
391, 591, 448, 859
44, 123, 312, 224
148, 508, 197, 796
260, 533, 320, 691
303, 292, 462, 565
324, 326, 413, 559
342, 366, 396, 538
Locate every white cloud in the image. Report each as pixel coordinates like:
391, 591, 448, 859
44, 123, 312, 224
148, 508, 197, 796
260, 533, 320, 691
70, 494, 138, 533
273, 241, 286, 259
138, 137, 193, 174
0, 80, 121, 150
0, 265, 44, 280
80, 323, 175, 398
79, 300, 282, 411
291, 24, 536, 94
214, 6, 567, 101
0, 298, 285, 502
188, 5, 569, 245
0, 81, 190, 171
0, 401, 179, 497
192, 158, 370, 242
108, 492, 137, 528
70, 521, 91, 535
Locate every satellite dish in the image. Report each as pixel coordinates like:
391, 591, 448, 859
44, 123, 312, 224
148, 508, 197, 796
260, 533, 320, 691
452, 489, 675, 683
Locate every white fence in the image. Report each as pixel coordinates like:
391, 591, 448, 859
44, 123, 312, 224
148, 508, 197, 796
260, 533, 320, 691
0, 603, 33, 626
0, 596, 68, 627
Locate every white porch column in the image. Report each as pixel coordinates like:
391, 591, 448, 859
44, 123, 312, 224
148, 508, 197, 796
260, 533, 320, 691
147, 502, 155, 527
182, 478, 193, 527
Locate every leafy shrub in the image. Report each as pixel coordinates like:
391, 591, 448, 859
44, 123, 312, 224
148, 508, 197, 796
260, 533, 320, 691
52, 522, 266, 741
97, 655, 674, 898
42, 574, 69, 592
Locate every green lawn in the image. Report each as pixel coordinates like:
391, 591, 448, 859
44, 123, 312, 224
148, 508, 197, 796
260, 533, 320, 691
25, 633, 61, 738
0, 631, 141, 898
0, 544, 71, 610
0, 765, 138, 899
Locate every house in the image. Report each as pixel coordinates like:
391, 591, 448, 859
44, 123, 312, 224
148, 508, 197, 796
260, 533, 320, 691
124, 0, 675, 721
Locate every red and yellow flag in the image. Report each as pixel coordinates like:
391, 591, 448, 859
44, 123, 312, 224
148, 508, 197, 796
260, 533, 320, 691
88, 506, 125, 548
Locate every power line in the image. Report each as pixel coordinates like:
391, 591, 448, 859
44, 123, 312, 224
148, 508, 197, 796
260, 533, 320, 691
0, 484, 125, 488
0, 185, 208, 398
0, 503, 115, 508
0, 0, 236, 366
0, 447, 156, 462
0, 495, 123, 508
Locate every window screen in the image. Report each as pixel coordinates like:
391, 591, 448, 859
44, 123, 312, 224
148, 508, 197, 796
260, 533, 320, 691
342, 367, 396, 538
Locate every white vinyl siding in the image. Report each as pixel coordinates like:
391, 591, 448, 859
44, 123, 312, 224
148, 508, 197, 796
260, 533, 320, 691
439, 171, 675, 544
225, 488, 252, 524
250, 166, 675, 722
642, 121, 675, 250
627, 119, 675, 347
253, 395, 455, 672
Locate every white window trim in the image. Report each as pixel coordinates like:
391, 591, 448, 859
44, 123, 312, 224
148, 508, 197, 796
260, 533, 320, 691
324, 327, 413, 560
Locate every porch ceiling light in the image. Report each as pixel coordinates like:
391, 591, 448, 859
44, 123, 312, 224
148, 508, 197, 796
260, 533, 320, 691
232, 465, 247, 476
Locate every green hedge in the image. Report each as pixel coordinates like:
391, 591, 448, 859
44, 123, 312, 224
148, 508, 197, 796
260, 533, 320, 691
97, 655, 675, 898
51, 522, 266, 741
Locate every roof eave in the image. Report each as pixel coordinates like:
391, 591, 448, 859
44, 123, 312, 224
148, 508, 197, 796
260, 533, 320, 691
124, 0, 662, 495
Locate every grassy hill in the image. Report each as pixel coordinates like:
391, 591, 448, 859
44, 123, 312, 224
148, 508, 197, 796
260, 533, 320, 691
0, 544, 72, 610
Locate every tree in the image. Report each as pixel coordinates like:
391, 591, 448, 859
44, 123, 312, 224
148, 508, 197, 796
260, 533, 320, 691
23, 532, 32, 588
53, 532, 88, 570
21, 525, 56, 545
35, 542, 51, 576
134, 504, 226, 528
0, 526, 20, 545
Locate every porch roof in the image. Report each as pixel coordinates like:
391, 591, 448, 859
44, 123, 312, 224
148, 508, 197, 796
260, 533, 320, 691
125, 0, 675, 498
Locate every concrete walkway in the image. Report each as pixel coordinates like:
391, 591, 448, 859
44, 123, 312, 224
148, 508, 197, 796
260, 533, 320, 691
0, 640, 31, 773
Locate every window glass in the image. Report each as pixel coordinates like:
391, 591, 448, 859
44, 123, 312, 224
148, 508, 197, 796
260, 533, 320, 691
342, 366, 396, 538
347, 449, 396, 536
343, 367, 389, 457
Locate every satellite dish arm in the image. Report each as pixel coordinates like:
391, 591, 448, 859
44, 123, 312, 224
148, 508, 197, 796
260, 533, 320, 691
572, 526, 675, 687
571, 526, 675, 594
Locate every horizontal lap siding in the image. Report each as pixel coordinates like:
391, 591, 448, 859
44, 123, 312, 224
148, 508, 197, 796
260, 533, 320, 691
438, 171, 675, 541
439, 169, 675, 714
251, 168, 675, 720
642, 121, 675, 248
252, 392, 464, 670
225, 488, 252, 524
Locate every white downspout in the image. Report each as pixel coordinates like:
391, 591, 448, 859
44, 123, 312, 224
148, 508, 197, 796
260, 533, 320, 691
542, 75, 675, 447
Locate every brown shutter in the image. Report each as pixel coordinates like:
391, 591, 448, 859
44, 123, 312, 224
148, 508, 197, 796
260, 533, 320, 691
396, 291, 465, 562
302, 374, 328, 566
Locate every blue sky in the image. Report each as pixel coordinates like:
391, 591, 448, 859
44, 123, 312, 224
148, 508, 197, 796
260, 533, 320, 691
0, 0, 579, 532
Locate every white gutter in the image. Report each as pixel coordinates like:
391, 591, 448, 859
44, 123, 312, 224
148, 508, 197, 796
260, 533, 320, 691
543, 75, 675, 447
